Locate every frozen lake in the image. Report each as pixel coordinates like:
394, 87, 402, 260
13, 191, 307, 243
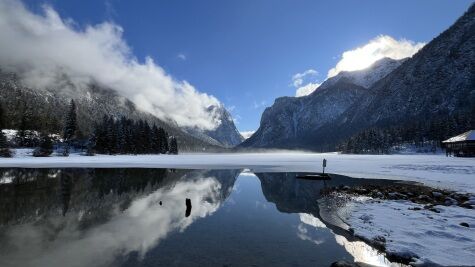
1, 152, 475, 193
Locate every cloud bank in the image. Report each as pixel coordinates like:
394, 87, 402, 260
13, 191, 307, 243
292, 35, 424, 97
240, 131, 255, 139
291, 69, 321, 97
295, 82, 321, 97
0, 0, 221, 130
328, 35, 425, 78
291, 69, 318, 87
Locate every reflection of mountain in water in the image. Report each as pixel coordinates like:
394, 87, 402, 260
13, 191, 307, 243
255, 173, 403, 267
0, 168, 240, 267
256, 172, 398, 217
257, 172, 324, 217
0, 168, 183, 225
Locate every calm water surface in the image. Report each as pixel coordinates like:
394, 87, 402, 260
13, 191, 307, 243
0, 168, 394, 267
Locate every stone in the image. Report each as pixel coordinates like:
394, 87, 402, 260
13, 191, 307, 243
330, 260, 358, 267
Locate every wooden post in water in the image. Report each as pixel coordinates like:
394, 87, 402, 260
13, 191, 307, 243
322, 158, 327, 174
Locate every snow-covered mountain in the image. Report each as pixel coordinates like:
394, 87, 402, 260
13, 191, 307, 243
204, 105, 244, 147
240, 57, 405, 149
0, 70, 241, 150
242, 4, 475, 150
319, 57, 407, 90
185, 105, 244, 147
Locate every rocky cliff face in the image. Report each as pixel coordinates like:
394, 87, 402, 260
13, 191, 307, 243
241, 58, 404, 149
242, 4, 475, 150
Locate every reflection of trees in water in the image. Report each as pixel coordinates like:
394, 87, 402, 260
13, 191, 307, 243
0, 168, 185, 225
90, 168, 169, 197
60, 171, 73, 216
0, 169, 241, 267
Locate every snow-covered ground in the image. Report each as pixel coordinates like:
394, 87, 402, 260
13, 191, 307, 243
1, 151, 474, 193
342, 198, 475, 266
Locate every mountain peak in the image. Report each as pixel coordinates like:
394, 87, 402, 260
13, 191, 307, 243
318, 57, 406, 91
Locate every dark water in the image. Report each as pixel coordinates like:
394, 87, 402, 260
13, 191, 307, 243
0, 168, 393, 267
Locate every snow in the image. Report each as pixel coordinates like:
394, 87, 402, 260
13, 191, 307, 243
1, 152, 474, 193
343, 198, 475, 266
443, 130, 475, 143
2, 129, 62, 142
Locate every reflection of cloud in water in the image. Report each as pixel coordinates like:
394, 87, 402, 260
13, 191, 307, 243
334, 235, 397, 267
1, 177, 222, 267
296, 214, 326, 245
297, 224, 325, 245
299, 213, 326, 228
298, 213, 396, 267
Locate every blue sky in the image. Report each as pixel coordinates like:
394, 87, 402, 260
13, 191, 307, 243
20, 0, 474, 133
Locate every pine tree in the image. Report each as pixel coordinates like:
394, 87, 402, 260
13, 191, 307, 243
0, 130, 12, 157
159, 128, 169, 153
169, 137, 178, 154
16, 107, 30, 147
33, 133, 53, 157
63, 100, 77, 141
85, 134, 96, 156
0, 103, 4, 130
117, 117, 127, 154
106, 117, 117, 154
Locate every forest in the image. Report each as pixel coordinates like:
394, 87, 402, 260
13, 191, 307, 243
0, 100, 179, 157
339, 112, 474, 154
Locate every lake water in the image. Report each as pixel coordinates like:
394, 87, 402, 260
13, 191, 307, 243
0, 168, 396, 267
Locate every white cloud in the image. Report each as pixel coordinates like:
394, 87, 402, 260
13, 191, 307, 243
295, 82, 321, 97
232, 114, 241, 125
177, 53, 186, 61
0, 0, 221, 130
328, 35, 425, 78
240, 131, 255, 139
253, 100, 267, 109
291, 69, 318, 87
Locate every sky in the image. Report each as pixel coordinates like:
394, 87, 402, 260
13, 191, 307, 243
7, 0, 475, 133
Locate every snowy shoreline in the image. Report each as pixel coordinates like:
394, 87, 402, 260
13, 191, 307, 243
338, 197, 475, 266
1, 151, 474, 193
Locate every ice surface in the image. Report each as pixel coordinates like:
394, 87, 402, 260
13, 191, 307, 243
1, 152, 474, 194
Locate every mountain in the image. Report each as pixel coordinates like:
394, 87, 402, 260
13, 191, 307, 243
320, 57, 407, 90
242, 4, 475, 150
204, 105, 244, 147
334, 5, 475, 133
240, 57, 404, 149
0, 70, 240, 151
185, 105, 244, 147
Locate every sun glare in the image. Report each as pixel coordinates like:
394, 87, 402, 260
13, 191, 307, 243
327, 35, 425, 78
